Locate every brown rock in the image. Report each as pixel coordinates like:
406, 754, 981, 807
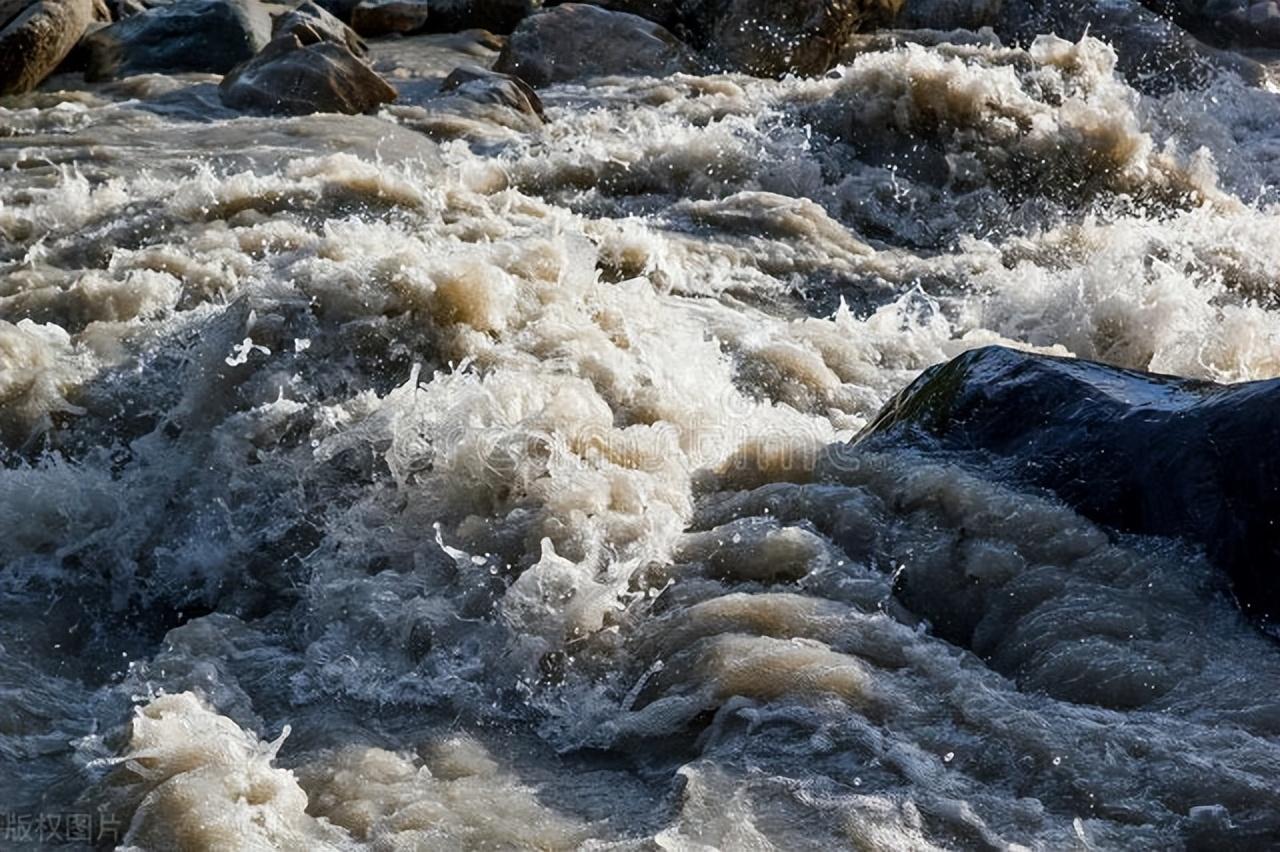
0, 0, 94, 94
275, 0, 366, 55
219, 28, 397, 114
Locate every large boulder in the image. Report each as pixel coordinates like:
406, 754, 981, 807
219, 25, 396, 114
495, 3, 695, 87
82, 0, 272, 80
857, 346, 1280, 626
678, 0, 901, 77
349, 0, 428, 35
0, 0, 95, 95
426, 0, 538, 33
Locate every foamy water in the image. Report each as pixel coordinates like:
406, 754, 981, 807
2, 30, 1280, 850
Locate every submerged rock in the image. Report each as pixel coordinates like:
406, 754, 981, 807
857, 346, 1280, 625
82, 0, 271, 79
495, 3, 694, 86
219, 26, 396, 114
349, 0, 428, 35
0, 0, 95, 94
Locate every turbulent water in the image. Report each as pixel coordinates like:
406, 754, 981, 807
3, 25, 1280, 851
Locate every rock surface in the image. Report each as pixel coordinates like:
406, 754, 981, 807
82, 0, 272, 79
275, 0, 366, 55
998, 0, 1266, 92
679, 0, 900, 76
219, 26, 396, 114
0, 0, 95, 95
349, 0, 428, 35
495, 3, 694, 87
426, 0, 538, 33
857, 346, 1280, 625
441, 64, 545, 119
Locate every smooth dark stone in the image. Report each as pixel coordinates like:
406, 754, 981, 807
82, 0, 271, 80
856, 346, 1280, 624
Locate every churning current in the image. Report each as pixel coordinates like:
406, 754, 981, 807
2, 4, 1280, 850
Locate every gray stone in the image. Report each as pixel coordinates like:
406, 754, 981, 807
495, 3, 695, 87
0, 0, 95, 94
82, 0, 272, 79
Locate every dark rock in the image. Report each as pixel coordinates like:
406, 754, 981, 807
219, 27, 396, 114
349, 0, 428, 35
275, 0, 366, 56
495, 3, 694, 87
678, 0, 900, 77
996, 0, 1266, 93
426, 0, 538, 33
109, 0, 169, 16
550, 0, 679, 27
857, 346, 1280, 625
0, 0, 95, 94
312, 0, 357, 21
81, 0, 271, 79
0, 0, 33, 27
441, 63, 544, 119
1139, 0, 1280, 48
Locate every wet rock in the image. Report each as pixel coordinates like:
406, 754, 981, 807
219, 26, 396, 114
857, 346, 1280, 625
998, 0, 1266, 92
555, 0, 679, 27
82, 0, 271, 79
0, 0, 95, 95
1141, 0, 1280, 48
349, 0, 427, 35
426, 0, 538, 33
389, 64, 545, 140
495, 3, 694, 87
679, 0, 901, 77
441, 63, 544, 119
275, 0, 366, 56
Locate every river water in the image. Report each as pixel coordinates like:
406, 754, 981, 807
2, 26, 1280, 850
